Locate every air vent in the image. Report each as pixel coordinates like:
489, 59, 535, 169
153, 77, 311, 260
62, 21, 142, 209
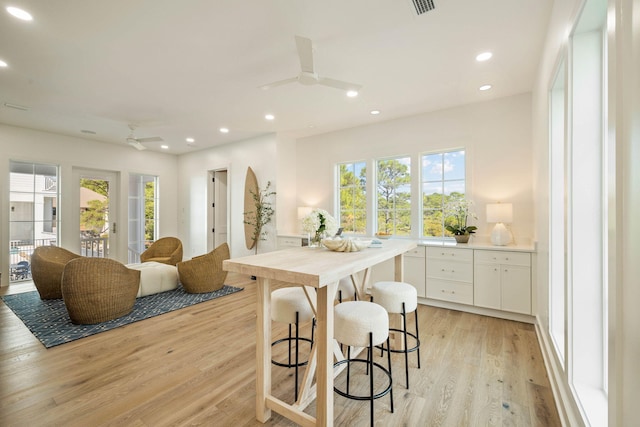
409, 0, 435, 15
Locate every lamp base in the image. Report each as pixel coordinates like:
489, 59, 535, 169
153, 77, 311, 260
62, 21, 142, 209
491, 223, 512, 246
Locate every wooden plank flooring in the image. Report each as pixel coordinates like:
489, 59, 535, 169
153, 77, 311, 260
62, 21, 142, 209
0, 274, 560, 426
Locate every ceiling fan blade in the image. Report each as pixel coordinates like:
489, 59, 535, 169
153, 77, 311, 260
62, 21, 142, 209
295, 35, 314, 73
259, 77, 298, 90
136, 136, 163, 143
318, 77, 362, 92
127, 140, 147, 151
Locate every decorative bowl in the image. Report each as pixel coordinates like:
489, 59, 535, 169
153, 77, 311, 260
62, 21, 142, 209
375, 233, 392, 240
321, 238, 372, 252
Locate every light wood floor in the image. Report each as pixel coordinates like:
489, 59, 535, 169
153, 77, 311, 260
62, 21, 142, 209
0, 273, 560, 426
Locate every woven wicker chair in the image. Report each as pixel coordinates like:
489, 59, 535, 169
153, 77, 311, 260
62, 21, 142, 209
31, 246, 82, 299
61, 257, 141, 324
177, 243, 230, 293
140, 237, 183, 266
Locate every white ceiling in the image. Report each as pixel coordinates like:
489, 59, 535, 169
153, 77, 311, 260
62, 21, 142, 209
0, 0, 552, 154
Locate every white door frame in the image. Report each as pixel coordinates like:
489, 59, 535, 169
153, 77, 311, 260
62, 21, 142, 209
207, 167, 229, 252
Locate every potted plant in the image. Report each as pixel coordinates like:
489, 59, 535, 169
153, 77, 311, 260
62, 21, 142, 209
244, 181, 276, 254
444, 196, 477, 243
302, 208, 339, 247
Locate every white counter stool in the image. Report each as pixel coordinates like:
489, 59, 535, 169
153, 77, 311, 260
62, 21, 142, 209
334, 301, 393, 426
271, 286, 315, 401
372, 281, 421, 389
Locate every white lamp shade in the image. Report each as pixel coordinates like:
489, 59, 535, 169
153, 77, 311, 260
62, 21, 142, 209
486, 203, 513, 224
297, 206, 313, 219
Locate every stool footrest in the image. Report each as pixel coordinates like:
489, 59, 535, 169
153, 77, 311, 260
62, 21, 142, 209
333, 359, 393, 401
271, 336, 313, 367
377, 328, 421, 354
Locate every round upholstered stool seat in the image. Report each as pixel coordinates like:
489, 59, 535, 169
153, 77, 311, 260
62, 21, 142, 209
334, 301, 393, 425
271, 286, 315, 401
372, 281, 417, 313
272, 287, 315, 324
372, 281, 421, 389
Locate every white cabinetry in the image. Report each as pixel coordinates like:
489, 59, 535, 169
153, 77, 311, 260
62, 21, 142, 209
276, 235, 307, 249
426, 247, 474, 305
369, 246, 426, 297
474, 250, 531, 314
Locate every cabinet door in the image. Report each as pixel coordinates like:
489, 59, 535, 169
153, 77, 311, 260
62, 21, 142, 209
501, 265, 531, 314
473, 263, 501, 310
404, 254, 426, 297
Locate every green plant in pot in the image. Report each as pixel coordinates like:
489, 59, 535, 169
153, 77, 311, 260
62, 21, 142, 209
444, 196, 477, 243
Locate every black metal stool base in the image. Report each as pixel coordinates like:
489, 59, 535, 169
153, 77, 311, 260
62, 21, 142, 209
271, 336, 313, 368
333, 333, 394, 426
333, 359, 393, 401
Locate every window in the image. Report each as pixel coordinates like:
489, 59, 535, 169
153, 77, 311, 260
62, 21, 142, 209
376, 156, 411, 236
338, 162, 366, 234
421, 150, 466, 238
9, 161, 59, 282
128, 174, 158, 263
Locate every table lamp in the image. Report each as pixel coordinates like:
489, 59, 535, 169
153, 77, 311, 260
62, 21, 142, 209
486, 203, 513, 246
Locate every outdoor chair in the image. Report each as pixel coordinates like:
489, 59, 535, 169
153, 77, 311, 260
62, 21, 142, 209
31, 246, 82, 299
140, 237, 183, 266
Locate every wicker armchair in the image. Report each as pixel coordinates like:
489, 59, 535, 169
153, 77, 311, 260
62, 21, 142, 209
177, 243, 230, 293
140, 237, 183, 266
61, 258, 140, 324
31, 246, 82, 299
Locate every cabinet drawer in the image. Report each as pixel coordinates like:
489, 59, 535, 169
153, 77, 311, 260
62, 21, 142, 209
426, 247, 474, 262
405, 246, 426, 258
426, 279, 473, 305
474, 250, 530, 266
427, 259, 473, 283
277, 236, 302, 248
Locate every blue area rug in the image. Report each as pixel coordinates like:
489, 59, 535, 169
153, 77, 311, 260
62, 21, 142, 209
1, 284, 243, 348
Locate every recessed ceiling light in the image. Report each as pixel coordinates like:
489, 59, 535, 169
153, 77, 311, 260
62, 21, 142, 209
370, 110, 380, 115
186, 137, 195, 143
476, 52, 493, 62
161, 145, 169, 150
7, 6, 33, 21
4, 102, 28, 111
0, 60, 7, 68
219, 127, 229, 133
265, 114, 275, 121
479, 84, 492, 91
346, 90, 358, 98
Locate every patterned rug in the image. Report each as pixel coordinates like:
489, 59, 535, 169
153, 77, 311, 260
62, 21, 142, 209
1, 284, 243, 348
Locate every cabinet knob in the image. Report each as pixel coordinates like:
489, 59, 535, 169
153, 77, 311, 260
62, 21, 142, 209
441, 252, 445, 256
505, 257, 510, 261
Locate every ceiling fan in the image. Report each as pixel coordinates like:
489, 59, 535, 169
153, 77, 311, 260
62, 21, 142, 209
259, 35, 362, 93
126, 124, 163, 151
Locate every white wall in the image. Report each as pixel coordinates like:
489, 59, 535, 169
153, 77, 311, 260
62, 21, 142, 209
0, 123, 178, 286
531, 0, 640, 425
295, 93, 534, 243
177, 133, 278, 259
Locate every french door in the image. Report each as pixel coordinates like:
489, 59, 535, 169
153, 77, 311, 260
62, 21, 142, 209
73, 168, 118, 259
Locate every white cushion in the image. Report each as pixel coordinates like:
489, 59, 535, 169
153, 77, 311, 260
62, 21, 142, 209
334, 301, 388, 347
372, 281, 418, 314
271, 287, 315, 324
127, 262, 179, 297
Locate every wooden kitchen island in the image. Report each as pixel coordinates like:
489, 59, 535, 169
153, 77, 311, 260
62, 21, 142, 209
223, 239, 417, 427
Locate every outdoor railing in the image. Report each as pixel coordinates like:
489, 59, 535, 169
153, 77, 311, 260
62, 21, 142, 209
80, 237, 108, 258
9, 237, 108, 282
